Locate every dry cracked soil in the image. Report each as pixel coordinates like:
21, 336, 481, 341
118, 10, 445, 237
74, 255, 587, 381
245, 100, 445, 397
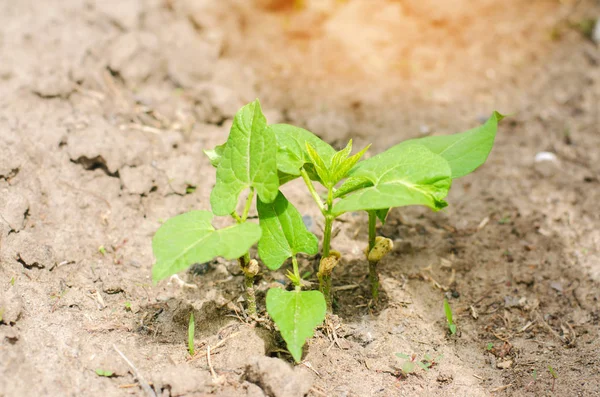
1, 0, 600, 396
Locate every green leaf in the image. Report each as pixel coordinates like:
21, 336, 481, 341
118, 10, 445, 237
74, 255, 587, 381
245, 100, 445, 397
266, 288, 326, 362
271, 124, 336, 181
416, 361, 430, 370
257, 191, 318, 270
375, 208, 389, 224
407, 112, 504, 179
188, 312, 195, 356
333, 176, 373, 199
330, 142, 371, 184
396, 353, 410, 360
402, 361, 415, 374
152, 210, 261, 282
449, 324, 457, 335
305, 142, 331, 185
95, 369, 114, 377
332, 144, 452, 215
203, 143, 226, 168
443, 298, 454, 324
210, 100, 279, 215
329, 139, 353, 172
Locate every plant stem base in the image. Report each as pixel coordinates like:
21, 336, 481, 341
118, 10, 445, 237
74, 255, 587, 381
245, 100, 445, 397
245, 274, 257, 316
369, 260, 379, 305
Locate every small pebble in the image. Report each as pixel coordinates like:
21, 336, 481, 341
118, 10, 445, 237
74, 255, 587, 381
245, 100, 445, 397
497, 360, 513, 369
534, 151, 557, 163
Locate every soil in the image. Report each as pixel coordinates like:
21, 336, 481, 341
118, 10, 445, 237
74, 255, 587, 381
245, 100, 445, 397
1, 0, 600, 396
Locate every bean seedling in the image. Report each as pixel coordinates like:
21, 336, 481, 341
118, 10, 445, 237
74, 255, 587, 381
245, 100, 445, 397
444, 299, 457, 335
151, 99, 502, 361
188, 312, 195, 357
395, 352, 443, 375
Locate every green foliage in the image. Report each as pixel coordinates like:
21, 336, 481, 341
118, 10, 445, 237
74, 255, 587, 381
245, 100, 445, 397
188, 312, 195, 356
444, 299, 457, 335
266, 288, 326, 362
270, 123, 336, 184
95, 369, 114, 377
548, 365, 558, 378
203, 143, 226, 168
210, 99, 279, 216
257, 192, 318, 270
396, 352, 443, 375
407, 112, 504, 179
332, 144, 452, 215
152, 210, 261, 281
153, 99, 502, 361
306, 139, 370, 188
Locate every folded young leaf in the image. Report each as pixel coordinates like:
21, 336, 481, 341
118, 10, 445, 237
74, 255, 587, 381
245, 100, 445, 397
257, 192, 319, 270
271, 124, 336, 181
305, 142, 331, 186
210, 100, 279, 215
152, 211, 261, 282
266, 288, 326, 362
330, 142, 370, 185
329, 139, 354, 172
203, 143, 226, 168
332, 144, 452, 215
406, 111, 504, 179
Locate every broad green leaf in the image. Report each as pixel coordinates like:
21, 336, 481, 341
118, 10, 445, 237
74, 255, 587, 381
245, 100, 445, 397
305, 143, 331, 185
203, 143, 226, 168
271, 124, 336, 180
406, 111, 504, 179
210, 100, 279, 215
152, 210, 261, 281
332, 144, 452, 215
396, 353, 411, 360
257, 192, 318, 270
266, 288, 326, 362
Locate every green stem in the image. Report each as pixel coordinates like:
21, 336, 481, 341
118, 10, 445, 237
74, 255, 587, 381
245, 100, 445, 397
241, 188, 254, 222
300, 168, 325, 214
319, 213, 335, 312
231, 212, 243, 223
244, 273, 257, 315
319, 272, 332, 311
231, 191, 257, 316
291, 256, 302, 292
239, 254, 257, 316
322, 215, 333, 258
367, 211, 379, 304
368, 211, 377, 251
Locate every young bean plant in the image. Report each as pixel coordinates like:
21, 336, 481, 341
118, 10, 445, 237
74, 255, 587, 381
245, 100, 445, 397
151, 99, 503, 362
